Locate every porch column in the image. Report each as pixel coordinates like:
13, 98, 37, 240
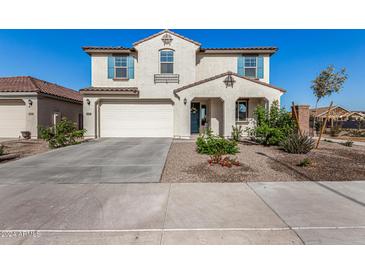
224, 97, 236, 138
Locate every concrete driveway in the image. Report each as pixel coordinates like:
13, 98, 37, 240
0, 138, 172, 184
0, 181, 364, 244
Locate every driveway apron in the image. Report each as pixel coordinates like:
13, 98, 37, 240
0, 138, 172, 184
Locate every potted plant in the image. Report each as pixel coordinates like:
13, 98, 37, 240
21, 131, 31, 139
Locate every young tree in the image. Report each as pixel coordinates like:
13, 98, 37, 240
311, 65, 347, 132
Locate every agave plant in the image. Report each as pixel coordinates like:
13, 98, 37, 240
280, 133, 315, 154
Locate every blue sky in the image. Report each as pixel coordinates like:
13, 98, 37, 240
0, 29, 364, 110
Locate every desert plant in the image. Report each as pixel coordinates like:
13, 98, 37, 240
314, 120, 322, 134
196, 130, 239, 164
330, 125, 342, 137
247, 101, 295, 146
39, 117, 86, 148
342, 140, 353, 147
231, 125, 243, 141
297, 158, 312, 167
0, 145, 4, 156
208, 156, 241, 168
280, 132, 315, 154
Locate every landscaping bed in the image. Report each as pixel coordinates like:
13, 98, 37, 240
161, 140, 365, 183
0, 139, 49, 163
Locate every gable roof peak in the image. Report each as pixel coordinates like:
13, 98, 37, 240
133, 29, 201, 47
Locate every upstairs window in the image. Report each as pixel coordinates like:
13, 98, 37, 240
114, 56, 128, 79
244, 57, 257, 78
160, 50, 174, 74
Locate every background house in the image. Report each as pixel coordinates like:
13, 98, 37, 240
0, 76, 83, 138
310, 105, 365, 129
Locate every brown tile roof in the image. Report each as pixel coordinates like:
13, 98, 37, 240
80, 87, 139, 95
82, 46, 134, 55
200, 47, 278, 55
174, 71, 286, 94
133, 29, 201, 46
0, 76, 82, 103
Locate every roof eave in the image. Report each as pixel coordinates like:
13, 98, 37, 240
82, 47, 135, 55
174, 71, 286, 94
199, 49, 278, 55
133, 29, 201, 47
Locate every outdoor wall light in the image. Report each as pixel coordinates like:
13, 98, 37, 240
86, 99, 91, 105
28, 99, 33, 107
223, 74, 235, 88
184, 98, 187, 105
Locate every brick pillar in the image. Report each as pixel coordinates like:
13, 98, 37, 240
292, 105, 310, 135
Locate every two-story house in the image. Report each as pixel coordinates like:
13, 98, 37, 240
80, 30, 285, 138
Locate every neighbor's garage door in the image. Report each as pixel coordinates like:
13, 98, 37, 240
100, 101, 173, 137
0, 99, 26, 138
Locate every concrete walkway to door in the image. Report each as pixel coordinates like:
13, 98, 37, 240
0, 138, 172, 184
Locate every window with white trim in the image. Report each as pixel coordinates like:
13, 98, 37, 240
244, 57, 257, 78
160, 50, 174, 74
236, 100, 248, 121
115, 56, 128, 79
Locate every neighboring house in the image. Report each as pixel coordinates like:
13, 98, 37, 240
81, 30, 285, 138
0, 76, 83, 138
310, 105, 365, 122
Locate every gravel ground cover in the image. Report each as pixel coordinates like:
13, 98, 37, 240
161, 139, 365, 183
0, 139, 49, 163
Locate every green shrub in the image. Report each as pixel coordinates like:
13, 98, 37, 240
39, 118, 86, 148
297, 158, 312, 167
330, 125, 342, 137
196, 130, 239, 163
314, 120, 322, 134
280, 132, 315, 154
0, 145, 4, 156
247, 100, 295, 146
342, 140, 353, 147
231, 125, 243, 141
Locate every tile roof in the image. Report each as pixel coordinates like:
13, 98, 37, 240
199, 47, 278, 54
80, 87, 139, 95
0, 76, 82, 102
82, 46, 134, 55
174, 71, 286, 93
82, 30, 277, 55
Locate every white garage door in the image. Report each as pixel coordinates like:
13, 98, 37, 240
0, 100, 26, 138
100, 101, 173, 137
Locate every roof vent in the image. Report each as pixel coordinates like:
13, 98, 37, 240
161, 33, 173, 46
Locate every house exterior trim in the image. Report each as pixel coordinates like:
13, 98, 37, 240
133, 29, 201, 47
174, 71, 286, 94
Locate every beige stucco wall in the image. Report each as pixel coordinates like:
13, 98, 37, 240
0, 93, 38, 138
91, 53, 138, 88
37, 95, 82, 129
84, 32, 282, 139
0, 93, 82, 139
196, 53, 270, 83
174, 74, 282, 138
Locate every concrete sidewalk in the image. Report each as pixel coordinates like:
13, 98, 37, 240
0, 181, 364, 244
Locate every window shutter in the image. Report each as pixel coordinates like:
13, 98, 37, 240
237, 56, 244, 76
257, 56, 264, 79
107, 56, 114, 79
128, 56, 134, 79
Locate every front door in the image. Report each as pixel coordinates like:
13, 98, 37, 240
191, 102, 200, 134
